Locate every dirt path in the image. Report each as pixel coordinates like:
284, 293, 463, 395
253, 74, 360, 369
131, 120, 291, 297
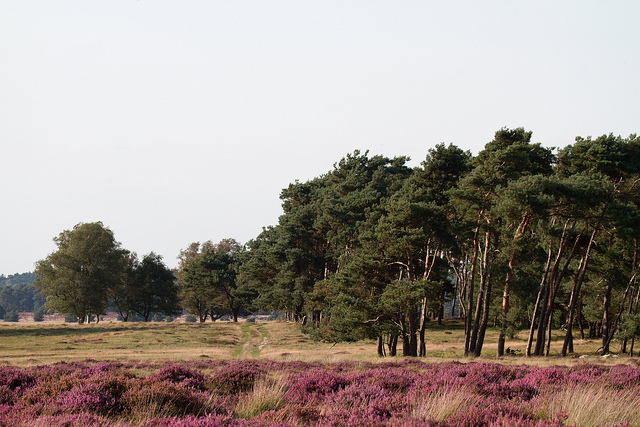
236, 322, 269, 356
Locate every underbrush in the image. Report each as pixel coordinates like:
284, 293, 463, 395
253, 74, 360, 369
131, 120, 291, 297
0, 359, 638, 426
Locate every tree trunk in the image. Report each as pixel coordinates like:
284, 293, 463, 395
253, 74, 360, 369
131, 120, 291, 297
408, 310, 418, 357
388, 335, 398, 357
603, 274, 636, 355
377, 336, 385, 357
418, 243, 438, 357
470, 230, 492, 357
526, 240, 554, 357
418, 297, 428, 357
537, 224, 582, 356
498, 215, 530, 357
474, 231, 497, 358
601, 283, 613, 354
474, 270, 492, 358
562, 228, 597, 357
464, 225, 481, 357
578, 303, 585, 340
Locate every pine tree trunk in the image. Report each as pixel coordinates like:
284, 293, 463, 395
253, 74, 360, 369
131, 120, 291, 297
602, 283, 613, 354
562, 229, 597, 357
408, 310, 418, 357
418, 297, 428, 357
498, 215, 530, 357
389, 335, 398, 357
464, 225, 481, 356
527, 241, 554, 356
470, 230, 491, 357
474, 271, 492, 358
538, 224, 582, 356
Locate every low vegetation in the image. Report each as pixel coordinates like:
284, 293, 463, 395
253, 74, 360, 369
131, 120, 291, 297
0, 358, 639, 426
1, 320, 638, 425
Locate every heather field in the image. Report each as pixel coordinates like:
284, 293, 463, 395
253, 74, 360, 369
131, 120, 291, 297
1, 320, 639, 426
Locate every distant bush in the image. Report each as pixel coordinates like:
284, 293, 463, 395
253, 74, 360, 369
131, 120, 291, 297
165, 316, 174, 323
245, 317, 256, 323
152, 313, 166, 322
3, 311, 19, 322
267, 311, 286, 321
65, 316, 78, 323
0, 305, 6, 319
33, 307, 45, 322
184, 315, 197, 323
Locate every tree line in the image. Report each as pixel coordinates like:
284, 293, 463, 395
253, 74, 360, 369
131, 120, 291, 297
32, 128, 640, 358
0, 273, 44, 320
237, 128, 640, 358
33, 221, 252, 324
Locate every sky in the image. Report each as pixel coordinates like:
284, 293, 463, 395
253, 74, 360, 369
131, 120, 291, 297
1, 1, 638, 274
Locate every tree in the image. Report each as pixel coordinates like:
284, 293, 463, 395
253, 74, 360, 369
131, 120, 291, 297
452, 128, 554, 357
128, 252, 180, 322
177, 239, 247, 322
34, 222, 127, 323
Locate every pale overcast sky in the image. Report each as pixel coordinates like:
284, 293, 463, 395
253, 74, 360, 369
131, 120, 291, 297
1, 1, 638, 274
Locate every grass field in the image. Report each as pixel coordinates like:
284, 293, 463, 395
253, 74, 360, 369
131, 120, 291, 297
1, 318, 639, 426
0, 317, 631, 367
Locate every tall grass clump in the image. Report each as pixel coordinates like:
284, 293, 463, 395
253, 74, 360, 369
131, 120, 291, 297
545, 385, 640, 427
410, 386, 480, 421
235, 376, 288, 419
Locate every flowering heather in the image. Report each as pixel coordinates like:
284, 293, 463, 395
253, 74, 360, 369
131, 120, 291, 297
0, 359, 637, 426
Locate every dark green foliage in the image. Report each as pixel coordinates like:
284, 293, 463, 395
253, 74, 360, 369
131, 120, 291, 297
34, 222, 128, 323
0, 281, 43, 314
177, 239, 249, 322
33, 306, 45, 322
3, 311, 19, 322
240, 130, 640, 359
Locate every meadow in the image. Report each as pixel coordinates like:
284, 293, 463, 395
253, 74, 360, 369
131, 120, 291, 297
0, 319, 639, 426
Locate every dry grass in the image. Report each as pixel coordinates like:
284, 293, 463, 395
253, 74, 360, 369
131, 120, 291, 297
235, 376, 289, 419
544, 385, 640, 427
411, 386, 480, 421
0, 318, 634, 367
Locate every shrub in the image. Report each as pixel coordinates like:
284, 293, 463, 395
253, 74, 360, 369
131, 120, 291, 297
208, 362, 263, 395
3, 311, 19, 322
122, 379, 207, 419
56, 383, 121, 416
153, 314, 166, 322
153, 366, 206, 391
287, 370, 351, 403
33, 307, 45, 322
184, 315, 197, 323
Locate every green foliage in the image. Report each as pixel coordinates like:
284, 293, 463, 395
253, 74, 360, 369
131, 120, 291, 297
33, 306, 45, 322
177, 238, 248, 322
619, 314, 640, 340
0, 282, 43, 313
152, 313, 166, 322
3, 311, 19, 322
131, 252, 180, 321
34, 222, 128, 323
